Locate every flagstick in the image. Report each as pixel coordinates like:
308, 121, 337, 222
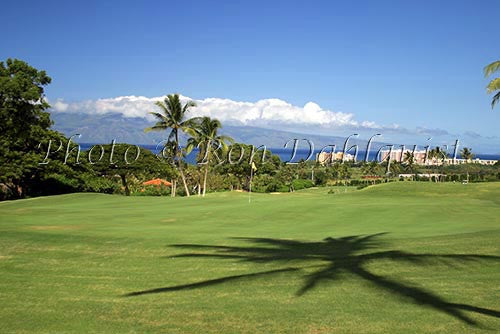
249, 166, 253, 203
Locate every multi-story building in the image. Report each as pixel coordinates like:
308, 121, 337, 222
379, 149, 498, 166
317, 151, 355, 164
379, 149, 428, 164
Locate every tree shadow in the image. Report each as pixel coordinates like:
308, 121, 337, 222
124, 233, 500, 326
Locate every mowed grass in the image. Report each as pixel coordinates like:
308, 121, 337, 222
0, 182, 499, 333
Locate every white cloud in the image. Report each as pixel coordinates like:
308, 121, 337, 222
48, 95, 498, 151
49, 94, 381, 129
52, 99, 69, 112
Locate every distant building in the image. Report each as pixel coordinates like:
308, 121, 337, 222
445, 158, 497, 166
317, 151, 355, 164
380, 149, 498, 166
399, 173, 446, 179
379, 149, 428, 164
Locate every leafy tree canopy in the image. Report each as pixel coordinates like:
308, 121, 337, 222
0, 58, 58, 197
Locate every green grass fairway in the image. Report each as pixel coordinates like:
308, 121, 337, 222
1, 183, 499, 333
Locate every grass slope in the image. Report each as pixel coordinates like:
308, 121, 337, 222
0, 182, 499, 333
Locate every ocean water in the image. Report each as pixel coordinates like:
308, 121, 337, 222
78, 143, 499, 164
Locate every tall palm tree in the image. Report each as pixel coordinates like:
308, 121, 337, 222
186, 117, 233, 196
460, 147, 473, 161
435, 146, 448, 162
428, 147, 437, 161
484, 60, 500, 109
403, 151, 416, 174
145, 94, 199, 197
427, 147, 448, 181
460, 147, 474, 183
403, 151, 414, 165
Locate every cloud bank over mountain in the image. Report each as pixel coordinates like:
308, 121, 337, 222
48, 95, 499, 153
48, 95, 391, 131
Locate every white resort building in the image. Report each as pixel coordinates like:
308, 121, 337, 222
317, 151, 355, 164
379, 149, 497, 166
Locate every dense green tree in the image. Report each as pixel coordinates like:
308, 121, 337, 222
313, 166, 329, 186
30, 132, 119, 196
216, 143, 281, 190
328, 162, 351, 185
360, 162, 384, 184
85, 143, 174, 196
361, 162, 383, 176
388, 161, 403, 176
0, 58, 62, 198
276, 164, 297, 191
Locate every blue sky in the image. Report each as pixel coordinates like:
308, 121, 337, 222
4, 0, 500, 151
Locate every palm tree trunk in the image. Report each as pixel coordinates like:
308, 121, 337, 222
178, 165, 190, 196
171, 179, 176, 197
197, 169, 202, 196
202, 164, 209, 197
175, 130, 190, 197
120, 174, 130, 196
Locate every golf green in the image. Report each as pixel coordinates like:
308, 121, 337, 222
0, 182, 499, 333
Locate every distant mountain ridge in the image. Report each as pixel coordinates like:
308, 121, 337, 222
51, 112, 500, 156
51, 112, 387, 150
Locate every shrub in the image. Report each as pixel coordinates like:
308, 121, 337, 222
134, 185, 171, 196
291, 179, 314, 190
80, 173, 119, 194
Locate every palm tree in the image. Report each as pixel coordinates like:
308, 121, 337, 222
484, 60, 500, 109
460, 147, 474, 183
460, 147, 473, 161
403, 151, 414, 166
435, 147, 448, 162
427, 147, 448, 182
403, 151, 416, 176
389, 161, 402, 176
186, 117, 233, 196
145, 94, 200, 197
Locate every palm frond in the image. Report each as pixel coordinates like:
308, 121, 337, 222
149, 111, 168, 122
185, 142, 196, 155
484, 60, 500, 77
181, 117, 203, 127
184, 127, 201, 138
144, 124, 168, 133
154, 100, 168, 113
491, 91, 500, 109
180, 118, 203, 137
154, 101, 173, 120
216, 139, 230, 153
182, 100, 197, 113
166, 94, 182, 121
486, 77, 500, 93
219, 135, 234, 143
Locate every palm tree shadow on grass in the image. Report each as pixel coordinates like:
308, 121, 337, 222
124, 233, 500, 326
